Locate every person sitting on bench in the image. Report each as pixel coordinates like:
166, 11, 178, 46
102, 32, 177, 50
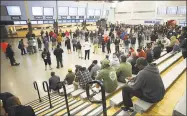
116, 55, 132, 83
96, 59, 118, 93
49, 72, 61, 92
121, 57, 165, 112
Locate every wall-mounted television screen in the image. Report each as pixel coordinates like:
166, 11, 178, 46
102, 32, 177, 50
44, 7, 53, 16
32, 7, 43, 16
14, 21, 20, 25
6, 6, 21, 16
31, 21, 38, 24
58, 7, 68, 16
69, 7, 77, 16
38, 21, 43, 24
20, 21, 27, 24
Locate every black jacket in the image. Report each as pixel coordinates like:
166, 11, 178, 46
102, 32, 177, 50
41, 51, 51, 60
114, 39, 120, 46
131, 37, 136, 44
7, 105, 36, 116
6, 46, 14, 58
0, 92, 14, 113
153, 46, 161, 59
53, 48, 64, 58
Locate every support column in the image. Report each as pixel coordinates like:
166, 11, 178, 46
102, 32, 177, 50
0, 26, 8, 39
27, 19, 33, 39
54, 0, 58, 34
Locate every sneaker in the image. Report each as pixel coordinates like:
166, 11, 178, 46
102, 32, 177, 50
121, 107, 134, 112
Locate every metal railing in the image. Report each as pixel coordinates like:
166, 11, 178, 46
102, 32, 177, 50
86, 80, 107, 116
33, 81, 42, 102
58, 81, 70, 116
42, 81, 52, 108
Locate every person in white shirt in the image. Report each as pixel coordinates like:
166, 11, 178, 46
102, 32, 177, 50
109, 53, 120, 70
83, 39, 91, 60
162, 36, 171, 47
32, 38, 37, 53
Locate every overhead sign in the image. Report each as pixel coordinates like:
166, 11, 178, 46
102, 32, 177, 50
45, 16, 53, 19
11, 16, 21, 20
34, 16, 43, 19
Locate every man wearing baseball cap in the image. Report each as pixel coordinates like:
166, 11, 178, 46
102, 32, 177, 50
121, 57, 165, 112
96, 59, 118, 93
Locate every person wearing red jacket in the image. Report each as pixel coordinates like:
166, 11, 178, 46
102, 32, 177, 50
65, 30, 70, 38
137, 47, 146, 58
49, 31, 54, 41
0, 40, 8, 59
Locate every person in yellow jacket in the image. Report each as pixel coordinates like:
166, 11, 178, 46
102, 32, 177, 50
57, 34, 63, 46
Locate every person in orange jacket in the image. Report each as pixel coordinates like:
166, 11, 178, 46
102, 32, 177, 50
137, 47, 146, 58
0, 40, 8, 59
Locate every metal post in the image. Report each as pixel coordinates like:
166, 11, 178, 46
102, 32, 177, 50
33, 81, 42, 102
86, 80, 107, 116
42, 81, 52, 108
58, 82, 70, 116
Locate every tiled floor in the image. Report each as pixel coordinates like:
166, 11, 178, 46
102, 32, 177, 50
0, 36, 140, 104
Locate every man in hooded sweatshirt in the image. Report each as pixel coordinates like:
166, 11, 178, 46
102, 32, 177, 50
121, 57, 165, 112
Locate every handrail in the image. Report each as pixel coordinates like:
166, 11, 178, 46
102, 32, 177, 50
42, 81, 52, 108
33, 81, 42, 102
86, 80, 107, 116
57, 81, 70, 116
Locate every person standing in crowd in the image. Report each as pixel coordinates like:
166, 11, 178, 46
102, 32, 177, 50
37, 37, 42, 51
83, 39, 91, 60
76, 41, 83, 59
51, 34, 57, 50
90, 60, 101, 80
41, 48, 52, 70
96, 59, 118, 93
138, 31, 143, 48
130, 34, 136, 49
40, 30, 44, 37
145, 45, 153, 63
116, 55, 132, 83
74, 65, 92, 90
46, 31, 49, 41
18, 39, 26, 55
64, 68, 75, 85
124, 35, 130, 53
106, 38, 111, 54
0, 40, 8, 59
90, 31, 94, 43
65, 37, 71, 54
53, 45, 64, 68
127, 52, 139, 74
93, 37, 99, 54
72, 36, 77, 52
121, 58, 165, 112
65, 30, 70, 38
101, 38, 106, 53
6, 44, 20, 66
57, 34, 62, 46
114, 38, 120, 53
49, 31, 54, 41
32, 38, 37, 53
98, 34, 102, 48
49, 72, 60, 92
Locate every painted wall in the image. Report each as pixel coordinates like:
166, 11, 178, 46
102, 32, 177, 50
115, 1, 186, 25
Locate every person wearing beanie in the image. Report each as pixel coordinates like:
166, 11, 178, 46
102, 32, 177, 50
121, 57, 165, 112
64, 68, 75, 85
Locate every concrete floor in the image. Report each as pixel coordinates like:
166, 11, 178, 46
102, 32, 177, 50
1, 36, 142, 104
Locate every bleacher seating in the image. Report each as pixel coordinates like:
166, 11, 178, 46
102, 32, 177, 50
172, 91, 186, 116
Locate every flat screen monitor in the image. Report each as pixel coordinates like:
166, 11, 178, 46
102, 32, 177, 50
6, 6, 21, 16
167, 6, 177, 14
38, 21, 43, 24
58, 7, 68, 16
177, 6, 186, 14
78, 7, 85, 16
31, 21, 38, 24
20, 21, 27, 24
32, 7, 43, 16
14, 21, 20, 25
80, 20, 84, 22
95, 9, 101, 16
44, 7, 53, 16
88, 9, 94, 16
69, 7, 77, 16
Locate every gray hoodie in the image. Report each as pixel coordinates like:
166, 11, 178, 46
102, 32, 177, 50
131, 64, 165, 102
